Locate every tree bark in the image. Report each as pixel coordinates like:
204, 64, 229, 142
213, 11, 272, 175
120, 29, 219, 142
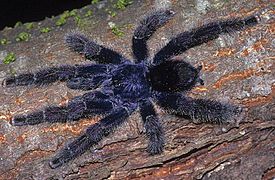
0, 0, 274, 179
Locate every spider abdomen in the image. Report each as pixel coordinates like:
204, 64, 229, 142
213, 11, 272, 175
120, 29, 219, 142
111, 64, 150, 100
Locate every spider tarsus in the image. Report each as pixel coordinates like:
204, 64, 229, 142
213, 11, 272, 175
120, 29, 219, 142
147, 140, 164, 155
11, 111, 44, 126
50, 134, 94, 169
132, 9, 175, 62
243, 15, 258, 26
66, 33, 123, 64
49, 158, 62, 169
2, 77, 15, 87
134, 9, 175, 40
65, 33, 90, 52
11, 115, 27, 126
4, 73, 34, 87
83, 41, 102, 60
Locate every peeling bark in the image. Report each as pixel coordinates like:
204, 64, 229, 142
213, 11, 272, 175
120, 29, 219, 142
0, 0, 274, 179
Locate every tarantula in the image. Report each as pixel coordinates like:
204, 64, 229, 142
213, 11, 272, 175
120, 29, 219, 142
3, 9, 258, 169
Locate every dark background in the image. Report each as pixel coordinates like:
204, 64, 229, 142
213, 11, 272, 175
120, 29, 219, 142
0, 0, 92, 30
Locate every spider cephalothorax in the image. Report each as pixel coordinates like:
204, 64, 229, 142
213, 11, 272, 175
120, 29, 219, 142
3, 9, 258, 168
147, 60, 203, 92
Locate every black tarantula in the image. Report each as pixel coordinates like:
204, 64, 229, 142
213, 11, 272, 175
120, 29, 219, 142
3, 9, 258, 168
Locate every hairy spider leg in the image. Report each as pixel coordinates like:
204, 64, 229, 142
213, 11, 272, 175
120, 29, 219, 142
3, 64, 110, 87
49, 107, 131, 169
11, 91, 114, 126
67, 75, 109, 91
153, 15, 258, 64
155, 92, 242, 124
139, 99, 164, 154
65, 33, 125, 64
132, 9, 175, 63
66, 64, 112, 90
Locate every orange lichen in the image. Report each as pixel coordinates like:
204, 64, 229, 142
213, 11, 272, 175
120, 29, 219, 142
241, 85, 275, 107
17, 134, 26, 144
266, 23, 275, 34
15, 97, 24, 106
0, 134, 6, 144
171, 158, 195, 174
241, 48, 249, 57
0, 111, 12, 122
192, 86, 208, 93
154, 167, 171, 177
42, 117, 99, 136
15, 149, 51, 167
252, 38, 268, 52
214, 48, 236, 57
262, 167, 275, 180
212, 68, 256, 89
14, 117, 99, 144
202, 62, 217, 72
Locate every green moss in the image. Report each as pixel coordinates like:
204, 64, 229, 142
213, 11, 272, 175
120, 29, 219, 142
115, 0, 132, 10
85, 10, 93, 17
0, 38, 10, 45
74, 16, 91, 28
74, 15, 89, 28
105, 9, 117, 17
14, 21, 23, 28
108, 22, 124, 37
56, 10, 79, 26
56, 11, 69, 26
16, 32, 30, 42
69, 9, 78, 17
40, 27, 51, 33
56, 16, 67, 26
74, 15, 82, 26
91, 0, 99, 4
3, 52, 16, 64
25, 22, 34, 30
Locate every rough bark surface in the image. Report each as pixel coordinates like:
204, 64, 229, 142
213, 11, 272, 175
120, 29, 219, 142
0, 0, 274, 179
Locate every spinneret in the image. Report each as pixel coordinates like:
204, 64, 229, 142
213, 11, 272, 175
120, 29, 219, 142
3, 9, 258, 168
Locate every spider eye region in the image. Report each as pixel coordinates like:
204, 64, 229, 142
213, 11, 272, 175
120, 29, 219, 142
111, 64, 150, 100
147, 60, 201, 92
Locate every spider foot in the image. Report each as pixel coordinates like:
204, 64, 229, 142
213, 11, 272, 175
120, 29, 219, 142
65, 33, 124, 64
11, 111, 44, 126
65, 33, 89, 53
49, 134, 93, 169
132, 9, 175, 62
49, 153, 69, 169
65, 33, 101, 58
3, 73, 34, 87
134, 9, 175, 40
147, 139, 164, 155
11, 115, 27, 126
